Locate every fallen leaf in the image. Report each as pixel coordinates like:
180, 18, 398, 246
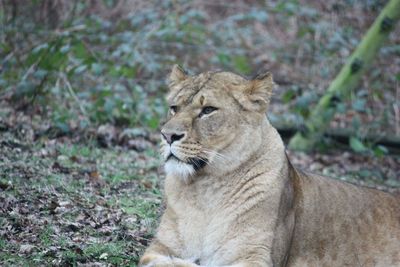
49, 198, 59, 214
90, 171, 100, 180
141, 180, 153, 189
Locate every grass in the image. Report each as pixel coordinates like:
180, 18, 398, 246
0, 135, 163, 266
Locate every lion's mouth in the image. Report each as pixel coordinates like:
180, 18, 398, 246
187, 157, 208, 171
166, 153, 208, 171
167, 153, 179, 161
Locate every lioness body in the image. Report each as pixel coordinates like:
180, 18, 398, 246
140, 66, 400, 267
289, 168, 400, 266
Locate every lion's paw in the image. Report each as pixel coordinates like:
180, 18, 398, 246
142, 255, 199, 267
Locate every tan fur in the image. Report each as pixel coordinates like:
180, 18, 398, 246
140, 65, 400, 267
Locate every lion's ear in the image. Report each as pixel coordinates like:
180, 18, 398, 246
168, 64, 188, 86
245, 71, 274, 112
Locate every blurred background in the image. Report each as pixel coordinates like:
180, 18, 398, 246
0, 0, 399, 266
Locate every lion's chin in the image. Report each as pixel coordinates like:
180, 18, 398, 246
164, 158, 195, 182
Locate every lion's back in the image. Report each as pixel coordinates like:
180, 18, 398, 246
287, 166, 400, 267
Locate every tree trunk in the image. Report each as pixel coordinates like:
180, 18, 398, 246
288, 0, 400, 151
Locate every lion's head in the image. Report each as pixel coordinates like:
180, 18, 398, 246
160, 65, 274, 181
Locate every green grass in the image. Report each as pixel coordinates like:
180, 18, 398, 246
0, 138, 162, 266
38, 226, 56, 247
118, 196, 160, 219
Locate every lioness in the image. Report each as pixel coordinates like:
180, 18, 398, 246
140, 65, 400, 267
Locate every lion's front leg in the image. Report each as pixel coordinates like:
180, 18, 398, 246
140, 253, 199, 267
223, 262, 270, 267
140, 237, 201, 267
139, 208, 201, 267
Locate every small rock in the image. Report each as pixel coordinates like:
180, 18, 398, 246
97, 124, 117, 147
99, 252, 108, 260
66, 223, 81, 232
309, 162, 323, 172
52, 161, 70, 174
58, 201, 71, 207
57, 155, 69, 162
119, 128, 148, 140
20, 244, 35, 254
127, 139, 152, 152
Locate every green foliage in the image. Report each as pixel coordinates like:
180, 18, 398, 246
289, 0, 400, 151
0, 0, 398, 152
349, 136, 389, 157
349, 136, 368, 153
0, 1, 279, 131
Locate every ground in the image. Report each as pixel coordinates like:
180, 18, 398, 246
1, 134, 161, 265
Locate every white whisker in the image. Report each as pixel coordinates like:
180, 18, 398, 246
202, 149, 233, 165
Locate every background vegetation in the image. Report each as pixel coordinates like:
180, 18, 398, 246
1, 0, 399, 266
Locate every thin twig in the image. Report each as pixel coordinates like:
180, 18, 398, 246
54, 24, 86, 36
22, 53, 44, 81
1, 51, 14, 66
62, 73, 90, 124
394, 81, 400, 135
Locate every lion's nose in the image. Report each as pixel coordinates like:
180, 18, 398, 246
161, 131, 185, 144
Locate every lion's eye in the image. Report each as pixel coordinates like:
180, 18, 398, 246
170, 105, 178, 115
199, 106, 218, 117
